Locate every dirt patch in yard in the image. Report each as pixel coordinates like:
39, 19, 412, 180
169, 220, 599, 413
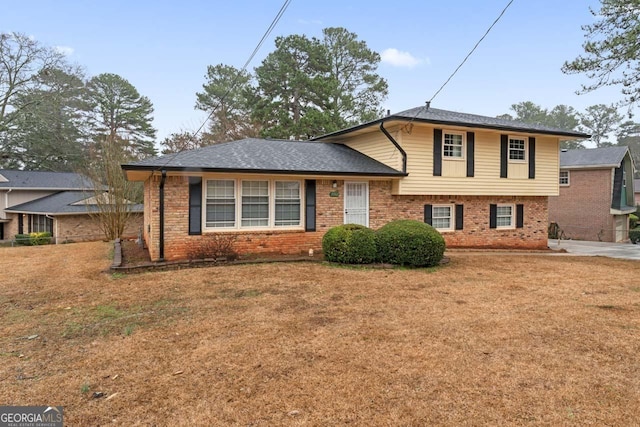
1, 241, 639, 425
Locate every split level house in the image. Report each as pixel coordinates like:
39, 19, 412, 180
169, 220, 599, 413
122, 107, 588, 262
0, 170, 143, 243
548, 146, 636, 242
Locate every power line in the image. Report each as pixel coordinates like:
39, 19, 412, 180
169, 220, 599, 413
189, 0, 292, 140
158, 0, 292, 166
428, 0, 515, 104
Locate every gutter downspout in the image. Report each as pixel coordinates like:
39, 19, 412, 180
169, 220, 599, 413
159, 170, 167, 262
379, 122, 407, 174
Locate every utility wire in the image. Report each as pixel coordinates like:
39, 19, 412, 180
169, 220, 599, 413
428, 0, 515, 104
189, 0, 292, 140
400, 0, 515, 132
157, 0, 292, 168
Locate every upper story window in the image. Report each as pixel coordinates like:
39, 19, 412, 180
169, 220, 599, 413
559, 170, 570, 186
509, 136, 526, 161
443, 131, 464, 159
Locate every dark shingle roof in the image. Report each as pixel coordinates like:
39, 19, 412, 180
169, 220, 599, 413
560, 146, 629, 168
5, 191, 143, 215
0, 170, 94, 189
313, 106, 590, 140
122, 138, 405, 176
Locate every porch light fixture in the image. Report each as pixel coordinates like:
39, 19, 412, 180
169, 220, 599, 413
332, 180, 338, 188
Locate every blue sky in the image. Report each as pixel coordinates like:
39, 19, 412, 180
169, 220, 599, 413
2, 0, 625, 142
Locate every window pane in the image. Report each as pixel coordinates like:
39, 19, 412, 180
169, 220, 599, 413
432, 206, 452, 230
275, 181, 301, 226
206, 180, 235, 227
432, 217, 451, 229
559, 171, 569, 185
509, 138, 526, 160
444, 133, 463, 158
242, 181, 268, 227
496, 205, 512, 227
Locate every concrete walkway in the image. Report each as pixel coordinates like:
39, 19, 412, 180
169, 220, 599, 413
548, 239, 640, 261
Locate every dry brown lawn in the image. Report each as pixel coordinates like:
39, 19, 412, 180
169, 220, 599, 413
1, 242, 639, 425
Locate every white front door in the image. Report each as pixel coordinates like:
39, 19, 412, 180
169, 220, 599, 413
344, 182, 369, 226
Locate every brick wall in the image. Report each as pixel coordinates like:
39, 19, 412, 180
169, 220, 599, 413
368, 181, 548, 249
145, 177, 549, 261
56, 213, 143, 243
548, 169, 614, 241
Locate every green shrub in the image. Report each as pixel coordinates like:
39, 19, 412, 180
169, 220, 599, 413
14, 232, 52, 246
322, 224, 377, 264
30, 232, 52, 245
630, 228, 640, 244
376, 220, 445, 267
630, 214, 639, 230
14, 234, 31, 246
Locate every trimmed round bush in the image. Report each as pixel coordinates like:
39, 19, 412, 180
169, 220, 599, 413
376, 220, 445, 267
322, 224, 377, 264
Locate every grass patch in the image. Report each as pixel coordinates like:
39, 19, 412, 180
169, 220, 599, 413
218, 288, 262, 299
1, 241, 640, 425
60, 301, 187, 339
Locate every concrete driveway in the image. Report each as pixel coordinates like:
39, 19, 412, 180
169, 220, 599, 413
549, 239, 640, 261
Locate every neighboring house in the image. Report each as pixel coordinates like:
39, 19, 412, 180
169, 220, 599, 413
0, 170, 143, 243
122, 106, 588, 262
548, 146, 636, 242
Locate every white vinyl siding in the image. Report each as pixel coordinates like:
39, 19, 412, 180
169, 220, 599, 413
392, 127, 560, 196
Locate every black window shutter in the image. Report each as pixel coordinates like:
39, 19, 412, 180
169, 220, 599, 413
500, 135, 508, 178
18, 213, 24, 234
433, 129, 442, 176
528, 137, 536, 179
305, 180, 316, 231
455, 204, 464, 230
489, 204, 497, 229
188, 177, 202, 235
611, 167, 623, 210
516, 204, 524, 228
424, 204, 433, 225
27, 214, 32, 233
466, 132, 475, 177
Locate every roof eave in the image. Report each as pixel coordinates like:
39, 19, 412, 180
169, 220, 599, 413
0, 187, 95, 191
121, 164, 407, 177
561, 164, 619, 170
312, 115, 591, 140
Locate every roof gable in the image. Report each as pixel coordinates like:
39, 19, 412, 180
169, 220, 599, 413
560, 146, 630, 169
